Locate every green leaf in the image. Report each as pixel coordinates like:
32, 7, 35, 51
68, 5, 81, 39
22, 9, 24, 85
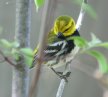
67, 36, 88, 48
83, 3, 97, 19
20, 48, 33, 57
0, 39, 19, 49
24, 55, 33, 68
11, 41, 19, 48
34, 0, 44, 12
91, 33, 101, 43
88, 33, 102, 47
74, 37, 88, 47
86, 50, 108, 74
73, 0, 97, 19
11, 48, 20, 60
96, 42, 108, 48
0, 39, 11, 48
19, 48, 34, 67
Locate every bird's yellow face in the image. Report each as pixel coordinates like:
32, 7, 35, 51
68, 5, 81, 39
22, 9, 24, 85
54, 16, 76, 37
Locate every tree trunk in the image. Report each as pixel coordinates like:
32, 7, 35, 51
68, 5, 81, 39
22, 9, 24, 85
12, 0, 31, 97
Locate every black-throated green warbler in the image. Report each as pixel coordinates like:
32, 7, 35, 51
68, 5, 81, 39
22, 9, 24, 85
32, 15, 80, 78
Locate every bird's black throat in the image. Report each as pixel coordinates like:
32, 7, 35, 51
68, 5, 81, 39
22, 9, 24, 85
65, 29, 80, 53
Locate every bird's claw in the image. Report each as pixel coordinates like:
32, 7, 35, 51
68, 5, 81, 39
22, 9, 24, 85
56, 71, 71, 82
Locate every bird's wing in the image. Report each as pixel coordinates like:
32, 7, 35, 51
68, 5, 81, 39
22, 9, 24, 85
32, 40, 67, 67
44, 40, 67, 57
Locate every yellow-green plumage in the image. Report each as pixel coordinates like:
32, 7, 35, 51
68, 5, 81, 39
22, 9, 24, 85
54, 15, 76, 36
32, 15, 80, 68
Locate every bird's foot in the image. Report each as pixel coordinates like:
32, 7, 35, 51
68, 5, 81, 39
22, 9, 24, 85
51, 67, 71, 82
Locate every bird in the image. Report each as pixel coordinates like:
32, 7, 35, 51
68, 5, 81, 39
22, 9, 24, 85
31, 15, 80, 79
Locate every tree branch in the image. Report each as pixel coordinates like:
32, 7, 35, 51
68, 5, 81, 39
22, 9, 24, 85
12, 0, 31, 97
0, 50, 16, 67
56, 79, 66, 97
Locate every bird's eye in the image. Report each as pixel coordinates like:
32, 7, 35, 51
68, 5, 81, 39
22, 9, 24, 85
64, 28, 69, 32
64, 25, 72, 32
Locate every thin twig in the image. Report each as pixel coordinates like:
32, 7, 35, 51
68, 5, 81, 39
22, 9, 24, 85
56, 0, 87, 97
56, 79, 66, 97
76, 0, 88, 30
0, 50, 16, 67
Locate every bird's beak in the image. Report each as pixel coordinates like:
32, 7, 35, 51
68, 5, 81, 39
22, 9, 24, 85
57, 32, 63, 37
57, 32, 65, 39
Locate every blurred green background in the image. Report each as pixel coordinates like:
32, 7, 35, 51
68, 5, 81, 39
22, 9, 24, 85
0, 0, 108, 97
